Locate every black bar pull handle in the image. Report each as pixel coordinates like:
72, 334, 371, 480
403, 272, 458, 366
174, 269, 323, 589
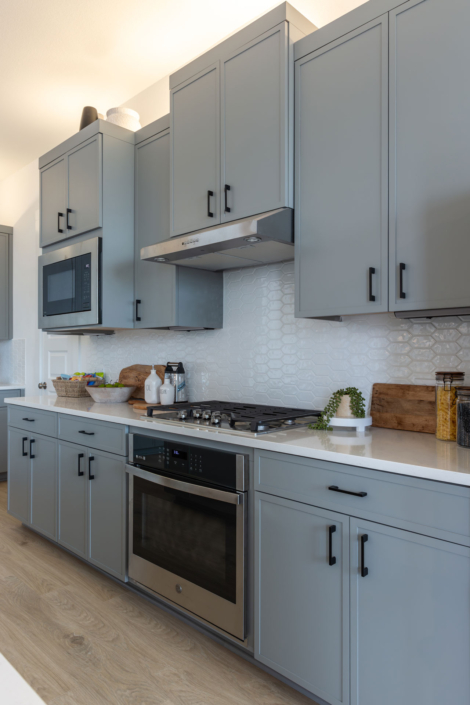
207, 190, 214, 218
329, 485, 367, 498
79, 430, 95, 436
224, 184, 231, 213
78, 453, 84, 477
369, 267, 376, 302
399, 263, 406, 299
29, 439, 35, 459
58, 212, 64, 233
135, 299, 142, 322
328, 525, 337, 566
22, 437, 28, 457
89, 456, 95, 480
66, 208, 72, 230
22, 418, 35, 422
361, 534, 369, 577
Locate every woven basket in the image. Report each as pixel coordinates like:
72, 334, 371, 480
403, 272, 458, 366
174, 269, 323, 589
52, 378, 96, 398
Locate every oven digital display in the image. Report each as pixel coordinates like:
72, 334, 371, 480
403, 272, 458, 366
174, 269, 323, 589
172, 449, 187, 460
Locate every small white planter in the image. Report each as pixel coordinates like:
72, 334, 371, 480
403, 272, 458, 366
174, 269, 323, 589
335, 395, 355, 418
106, 107, 141, 131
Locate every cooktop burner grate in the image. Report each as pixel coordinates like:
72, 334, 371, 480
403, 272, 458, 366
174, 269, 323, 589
146, 400, 321, 433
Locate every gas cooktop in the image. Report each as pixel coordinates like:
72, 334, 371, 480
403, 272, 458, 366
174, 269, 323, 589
145, 400, 321, 436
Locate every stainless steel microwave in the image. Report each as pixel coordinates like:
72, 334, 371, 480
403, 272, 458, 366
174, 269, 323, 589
38, 237, 101, 329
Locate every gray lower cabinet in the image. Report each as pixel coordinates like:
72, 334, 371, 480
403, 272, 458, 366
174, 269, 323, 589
295, 14, 389, 318
8, 427, 31, 523
0, 407, 7, 477
30, 434, 57, 540
58, 441, 87, 558
389, 0, 470, 313
88, 449, 126, 578
58, 440, 126, 580
221, 22, 291, 223
170, 63, 220, 236
255, 493, 349, 705
350, 518, 470, 705
0, 228, 13, 341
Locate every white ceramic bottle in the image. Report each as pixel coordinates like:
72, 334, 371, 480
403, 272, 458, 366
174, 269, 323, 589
144, 366, 162, 404
159, 377, 175, 405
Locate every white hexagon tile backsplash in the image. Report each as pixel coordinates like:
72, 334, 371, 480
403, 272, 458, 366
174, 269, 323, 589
81, 262, 470, 411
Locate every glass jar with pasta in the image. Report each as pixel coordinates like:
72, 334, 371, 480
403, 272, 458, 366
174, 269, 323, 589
435, 371, 464, 441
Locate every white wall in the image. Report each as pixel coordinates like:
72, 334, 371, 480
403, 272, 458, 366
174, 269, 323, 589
0, 160, 40, 391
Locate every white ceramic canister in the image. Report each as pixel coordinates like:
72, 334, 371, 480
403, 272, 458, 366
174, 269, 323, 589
159, 378, 175, 405
144, 366, 162, 404
106, 107, 141, 131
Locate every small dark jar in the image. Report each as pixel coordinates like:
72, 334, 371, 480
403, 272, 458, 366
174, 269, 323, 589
456, 387, 470, 448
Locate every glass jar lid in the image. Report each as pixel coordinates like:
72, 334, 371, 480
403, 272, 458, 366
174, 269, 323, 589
456, 386, 470, 399
435, 371, 465, 382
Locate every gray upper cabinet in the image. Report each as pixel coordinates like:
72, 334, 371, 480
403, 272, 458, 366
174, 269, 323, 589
221, 23, 290, 223
389, 0, 470, 313
39, 157, 67, 247
0, 228, 12, 340
66, 135, 102, 238
135, 117, 224, 330
169, 4, 315, 238
170, 64, 220, 236
350, 518, 470, 705
295, 15, 389, 318
255, 492, 349, 705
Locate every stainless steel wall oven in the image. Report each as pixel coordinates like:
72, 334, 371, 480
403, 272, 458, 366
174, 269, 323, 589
126, 433, 247, 641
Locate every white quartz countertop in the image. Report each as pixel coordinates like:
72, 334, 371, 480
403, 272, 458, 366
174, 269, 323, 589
0, 384, 25, 390
7, 395, 470, 487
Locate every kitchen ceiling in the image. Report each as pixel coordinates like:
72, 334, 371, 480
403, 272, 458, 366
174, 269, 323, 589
0, 0, 365, 182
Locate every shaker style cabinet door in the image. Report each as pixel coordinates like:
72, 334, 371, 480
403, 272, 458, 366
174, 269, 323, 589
7, 427, 30, 524
58, 441, 88, 558
221, 23, 289, 223
135, 129, 176, 328
170, 63, 220, 236
30, 434, 57, 540
350, 518, 470, 705
389, 0, 470, 312
0, 232, 11, 340
255, 493, 349, 705
87, 450, 126, 580
39, 156, 67, 247
66, 135, 102, 237
295, 16, 389, 318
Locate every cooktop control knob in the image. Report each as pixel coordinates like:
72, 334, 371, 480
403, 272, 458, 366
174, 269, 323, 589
177, 410, 188, 420
192, 408, 202, 419
202, 410, 212, 421
211, 412, 222, 425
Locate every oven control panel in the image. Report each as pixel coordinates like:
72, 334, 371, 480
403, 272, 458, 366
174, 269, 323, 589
131, 434, 244, 490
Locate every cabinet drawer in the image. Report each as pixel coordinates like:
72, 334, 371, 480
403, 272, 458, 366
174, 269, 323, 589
8, 406, 57, 437
58, 415, 127, 456
0, 390, 21, 407
255, 451, 470, 546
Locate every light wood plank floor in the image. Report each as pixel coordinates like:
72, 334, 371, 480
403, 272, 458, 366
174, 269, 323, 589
0, 483, 317, 705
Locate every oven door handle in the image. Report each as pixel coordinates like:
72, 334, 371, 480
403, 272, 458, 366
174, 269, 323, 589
126, 465, 242, 505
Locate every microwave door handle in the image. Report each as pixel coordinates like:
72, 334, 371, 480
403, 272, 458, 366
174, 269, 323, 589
126, 465, 241, 505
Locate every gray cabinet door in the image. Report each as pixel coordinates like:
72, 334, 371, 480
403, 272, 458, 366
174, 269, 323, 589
40, 155, 67, 247
30, 434, 57, 540
350, 518, 470, 705
8, 427, 30, 523
0, 407, 7, 476
0, 232, 11, 340
170, 63, 220, 236
135, 128, 177, 328
255, 492, 349, 705
295, 16, 389, 318
66, 135, 102, 237
389, 0, 470, 312
87, 450, 126, 580
58, 441, 87, 558
221, 23, 289, 223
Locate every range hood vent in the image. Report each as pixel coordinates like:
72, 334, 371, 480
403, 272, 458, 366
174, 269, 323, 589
141, 208, 294, 271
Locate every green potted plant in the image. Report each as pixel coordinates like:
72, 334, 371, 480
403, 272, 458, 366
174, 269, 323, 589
310, 387, 366, 430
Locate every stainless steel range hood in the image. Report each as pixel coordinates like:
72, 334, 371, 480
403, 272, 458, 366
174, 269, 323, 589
141, 208, 294, 271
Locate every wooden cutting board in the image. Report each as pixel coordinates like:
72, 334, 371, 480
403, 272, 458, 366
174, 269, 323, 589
118, 364, 165, 400
371, 383, 436, 434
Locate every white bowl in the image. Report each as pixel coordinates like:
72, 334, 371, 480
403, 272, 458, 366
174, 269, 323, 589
86, 386, 136, 403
